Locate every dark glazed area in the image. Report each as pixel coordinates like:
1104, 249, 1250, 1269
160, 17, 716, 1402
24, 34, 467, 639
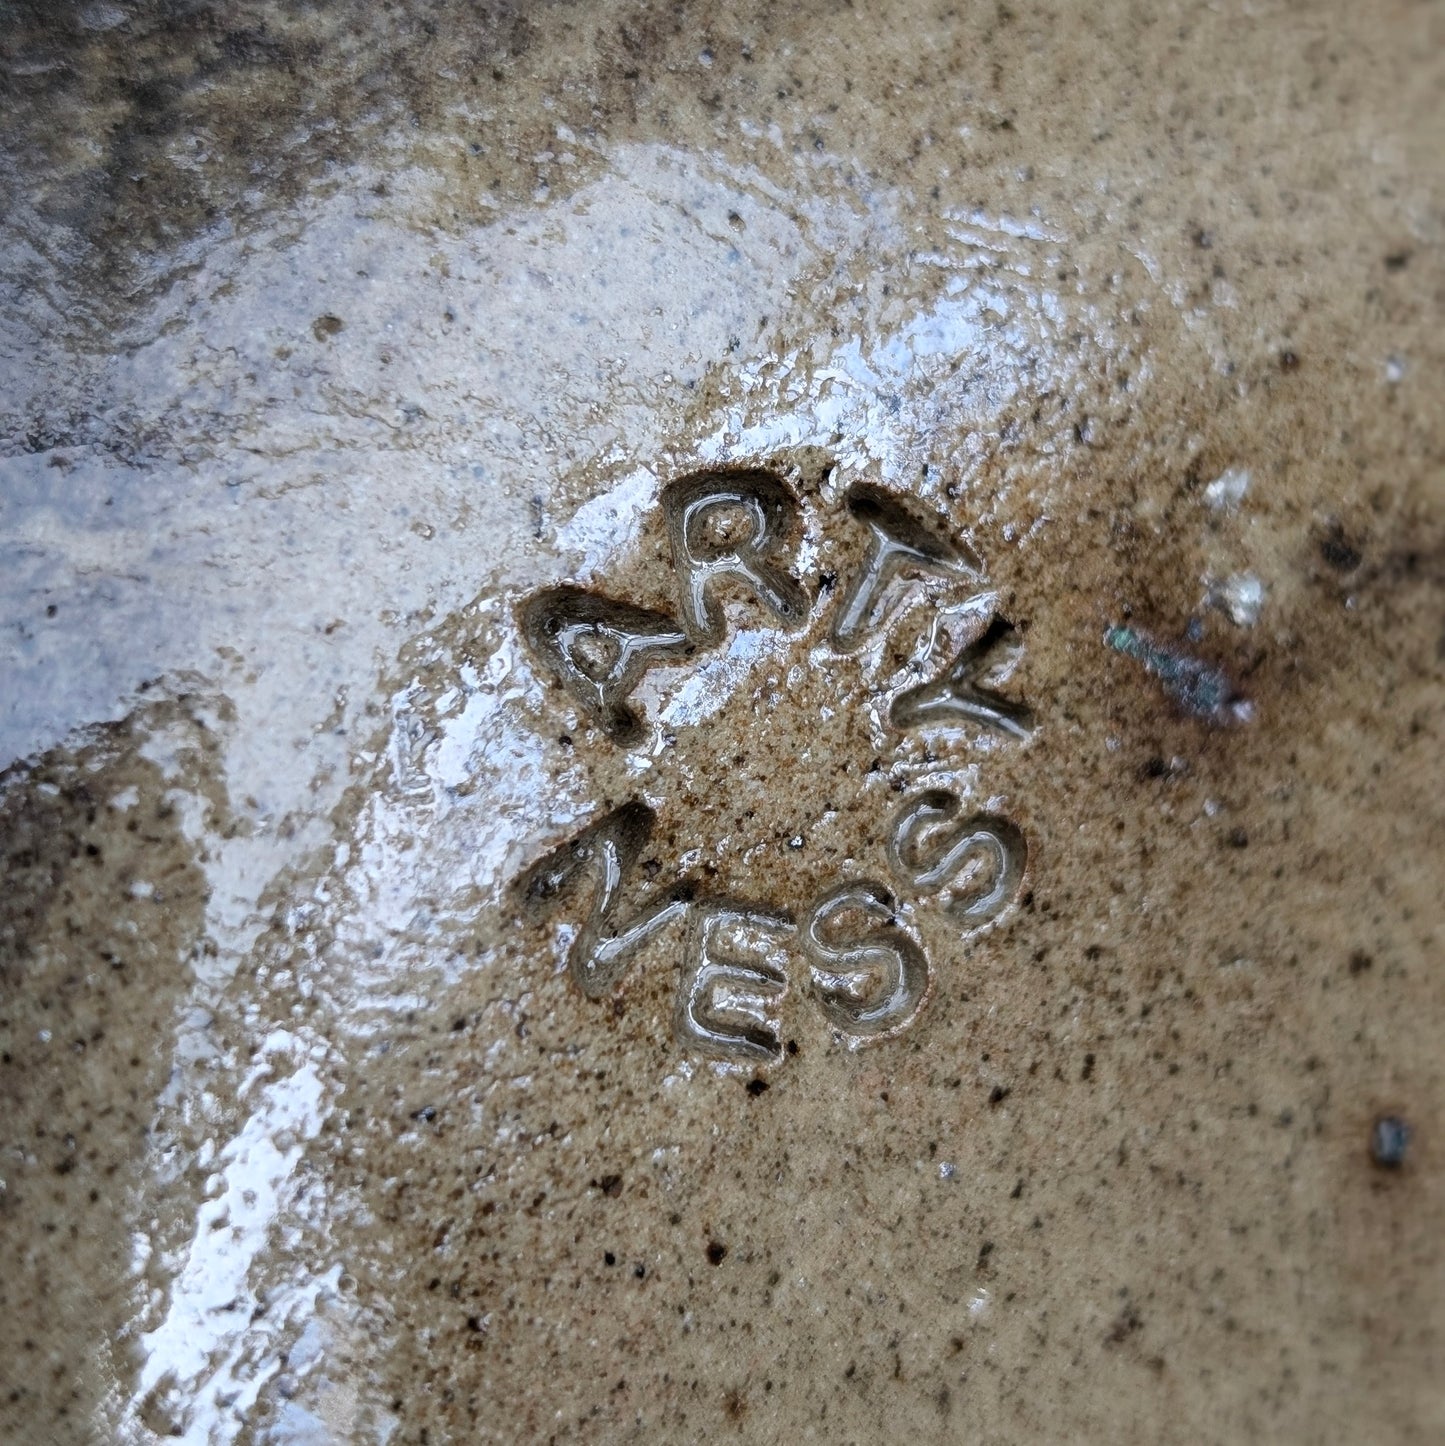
1, 1, 1442, 1443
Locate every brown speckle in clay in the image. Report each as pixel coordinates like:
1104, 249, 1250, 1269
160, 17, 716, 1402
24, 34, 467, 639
1, 1, 1442, 1442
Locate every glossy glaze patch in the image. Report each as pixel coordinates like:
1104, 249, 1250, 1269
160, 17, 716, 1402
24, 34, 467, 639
512, 463, 1033, 1064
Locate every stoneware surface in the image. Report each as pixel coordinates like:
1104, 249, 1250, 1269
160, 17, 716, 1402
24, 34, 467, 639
1, 2, 1442, 1442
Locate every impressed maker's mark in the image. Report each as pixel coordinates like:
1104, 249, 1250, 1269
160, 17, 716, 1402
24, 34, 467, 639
514, 465, 1033, 1063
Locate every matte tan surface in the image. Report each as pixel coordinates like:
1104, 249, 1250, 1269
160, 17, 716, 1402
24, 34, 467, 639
1, 2, 1442, 1442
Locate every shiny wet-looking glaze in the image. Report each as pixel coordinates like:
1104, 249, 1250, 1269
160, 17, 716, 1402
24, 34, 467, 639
1, 2, 1443, 1442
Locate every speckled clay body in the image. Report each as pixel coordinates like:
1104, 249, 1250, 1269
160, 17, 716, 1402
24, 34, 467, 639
1, 3, 1442, 1442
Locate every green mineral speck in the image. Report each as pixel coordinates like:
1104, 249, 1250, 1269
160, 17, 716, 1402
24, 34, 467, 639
1104, 625, 1250, 724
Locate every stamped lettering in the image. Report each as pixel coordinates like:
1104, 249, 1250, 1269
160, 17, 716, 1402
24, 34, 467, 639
662, 467, 809, 644
831, 483, 981, 652
675, 905, 793, 1062
890, 614, 1034, 740
802, 881, 929, 1041
519, 588, 693, 745
512, 462, 1034, 1065
886, 790, 1027, 928
517, 800, 694, 999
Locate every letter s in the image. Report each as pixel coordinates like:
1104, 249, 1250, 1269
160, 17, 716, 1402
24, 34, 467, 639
802, 881, 929, 1042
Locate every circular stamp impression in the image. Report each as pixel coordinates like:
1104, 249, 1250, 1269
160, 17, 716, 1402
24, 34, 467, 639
512, 460, 1034, 1066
